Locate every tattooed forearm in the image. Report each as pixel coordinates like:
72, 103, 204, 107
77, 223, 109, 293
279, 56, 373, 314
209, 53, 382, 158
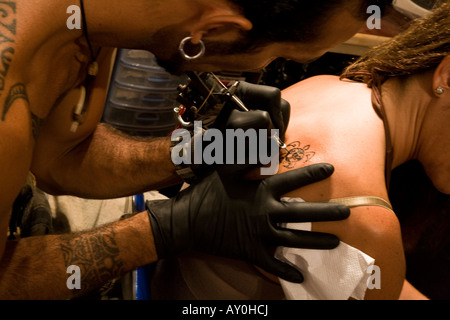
280, 141, 316, 169
0, 1, 17, 91
60, 225, 125, 292
0, 47, 14, 90
0, 2, 43, 138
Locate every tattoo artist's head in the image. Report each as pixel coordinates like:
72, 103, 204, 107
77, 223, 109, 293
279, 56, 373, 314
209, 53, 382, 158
144, 0, 393, 74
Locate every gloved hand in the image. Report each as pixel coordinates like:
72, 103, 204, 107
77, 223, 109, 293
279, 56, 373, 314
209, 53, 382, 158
147, 163, 350, 283
214, 81, 290, 139
172, 81, 290, 183
223, 82, 290, 176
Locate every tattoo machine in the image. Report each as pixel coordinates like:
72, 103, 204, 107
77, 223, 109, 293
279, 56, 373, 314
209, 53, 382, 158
174, 72, 286, 149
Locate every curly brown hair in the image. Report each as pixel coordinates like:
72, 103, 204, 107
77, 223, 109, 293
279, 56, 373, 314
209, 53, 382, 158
341, 1, 450, 87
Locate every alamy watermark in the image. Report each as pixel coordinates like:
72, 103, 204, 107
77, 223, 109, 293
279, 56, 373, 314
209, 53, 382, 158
367, 265, 381, 290
171, 121, 281, 176
66, 265, 81, 290
367, 5, 382, 30
66, 5, 82, 30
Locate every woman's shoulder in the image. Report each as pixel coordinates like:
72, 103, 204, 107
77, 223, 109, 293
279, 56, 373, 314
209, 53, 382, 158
285, 74, 365, 89
282, 75, 372, 113
281, 75, 387, 199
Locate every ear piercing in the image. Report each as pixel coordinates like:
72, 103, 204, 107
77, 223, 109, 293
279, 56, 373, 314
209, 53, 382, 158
179, 36, 206, 61
436, 86, 445, 95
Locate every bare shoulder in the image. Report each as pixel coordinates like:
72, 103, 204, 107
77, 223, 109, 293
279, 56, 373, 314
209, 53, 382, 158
284, 74, 362, 90
315, 206, 405, 299
284, 74, 344, 90
283, 75, 371, 112
280, 75, 396, 243
280, 75, 386, 200
279, 76, 405, 299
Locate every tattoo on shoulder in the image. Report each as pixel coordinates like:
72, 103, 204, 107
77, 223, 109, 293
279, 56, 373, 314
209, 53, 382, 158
280, 141, 316, 169
60, 225, 125, 291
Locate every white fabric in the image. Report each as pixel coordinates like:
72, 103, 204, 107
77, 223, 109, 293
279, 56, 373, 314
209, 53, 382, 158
276, 197, 375, 300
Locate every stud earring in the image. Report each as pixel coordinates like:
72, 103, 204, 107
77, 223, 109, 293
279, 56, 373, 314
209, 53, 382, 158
436, 87, 445, 95
179, 36, 206, 61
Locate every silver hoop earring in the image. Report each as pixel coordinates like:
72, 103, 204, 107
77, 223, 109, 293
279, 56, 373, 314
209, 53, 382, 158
435, 87, 445, 95
179, 36, 206, 61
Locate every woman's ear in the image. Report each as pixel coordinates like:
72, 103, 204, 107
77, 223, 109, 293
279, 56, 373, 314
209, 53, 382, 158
433, 55, 450, 97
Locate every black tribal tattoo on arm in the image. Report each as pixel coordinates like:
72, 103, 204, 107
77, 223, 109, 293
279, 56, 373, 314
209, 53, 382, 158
1, 82, 43, 139
60, 225, 125, 292
0, 1, 17, 92
2, 82, 28, 120
0, 1, 43, 138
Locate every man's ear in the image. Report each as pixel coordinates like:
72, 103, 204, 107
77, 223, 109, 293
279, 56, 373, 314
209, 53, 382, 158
189, 9, 252, 44
433, 55, 450, 97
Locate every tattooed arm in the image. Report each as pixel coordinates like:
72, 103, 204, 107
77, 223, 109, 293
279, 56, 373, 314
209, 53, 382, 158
31, 48, 181, 199
34, 121, 181, 199
0, 212, 157, 299
0, 80, 159, 299
0, 2, 152, 299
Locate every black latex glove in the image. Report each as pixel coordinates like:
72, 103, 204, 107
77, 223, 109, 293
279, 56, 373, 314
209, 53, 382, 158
214, 81, 290, 139
207, 82, 290, 176
172, 79, 291, 183
234, 81, 290, 137
147, 163, 350, 283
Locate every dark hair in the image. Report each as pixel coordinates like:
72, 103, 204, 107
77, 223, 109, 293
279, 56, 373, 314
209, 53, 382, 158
341, 1, 450, 87
227, 0, 391, 46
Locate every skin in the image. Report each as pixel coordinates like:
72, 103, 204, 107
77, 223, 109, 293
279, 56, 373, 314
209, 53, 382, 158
184, 57, 449, 300
0, 0, 366, 299
281, 58, 449, 299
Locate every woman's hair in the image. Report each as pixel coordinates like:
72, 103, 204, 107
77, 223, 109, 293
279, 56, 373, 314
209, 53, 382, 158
341, 1, 450, 87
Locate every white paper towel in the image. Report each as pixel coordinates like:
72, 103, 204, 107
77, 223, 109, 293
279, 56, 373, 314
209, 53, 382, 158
276, 198, 375, 300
